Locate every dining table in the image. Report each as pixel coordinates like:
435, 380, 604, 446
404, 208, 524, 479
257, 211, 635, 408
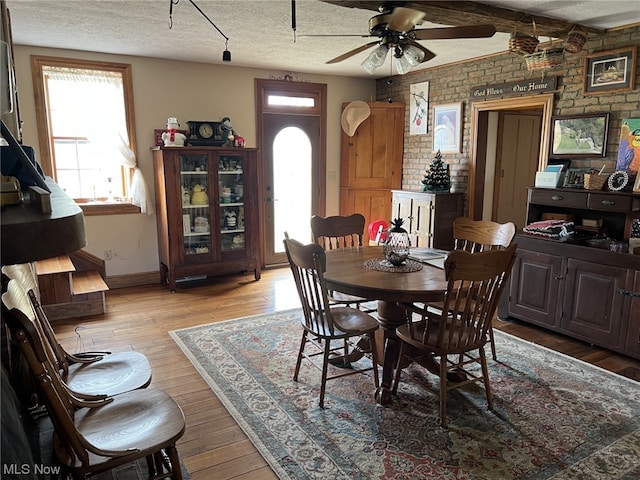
323, 245, 449, 405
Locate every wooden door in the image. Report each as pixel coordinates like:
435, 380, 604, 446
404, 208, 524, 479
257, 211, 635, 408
494, 113, 541, 228
340, 102, 404, 243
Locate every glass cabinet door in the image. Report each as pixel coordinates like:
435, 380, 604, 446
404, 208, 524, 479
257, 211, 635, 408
218, 154, 246, 252
179, 154, 211, 257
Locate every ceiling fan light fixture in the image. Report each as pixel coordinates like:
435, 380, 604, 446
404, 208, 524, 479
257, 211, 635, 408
403, 45, 425, 66
395, 54, 412, 75
361, 44, 388, 74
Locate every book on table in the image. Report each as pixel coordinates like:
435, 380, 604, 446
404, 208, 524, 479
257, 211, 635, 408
408, 248, 449, 263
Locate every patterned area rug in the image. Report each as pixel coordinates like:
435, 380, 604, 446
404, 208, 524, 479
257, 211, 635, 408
170, 309, 640, 480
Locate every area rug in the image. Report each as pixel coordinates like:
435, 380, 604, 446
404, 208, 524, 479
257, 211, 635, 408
169, 309, 640, 480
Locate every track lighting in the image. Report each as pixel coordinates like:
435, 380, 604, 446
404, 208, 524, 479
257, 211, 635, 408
169, 0, 231, 63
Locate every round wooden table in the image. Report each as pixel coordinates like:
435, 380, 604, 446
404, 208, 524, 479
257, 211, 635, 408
323, 246, 448, 405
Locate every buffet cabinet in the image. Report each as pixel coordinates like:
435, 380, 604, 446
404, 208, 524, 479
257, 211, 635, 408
498, 187, 640, 359
391, 190, 463, 250
152, 147, 261, 291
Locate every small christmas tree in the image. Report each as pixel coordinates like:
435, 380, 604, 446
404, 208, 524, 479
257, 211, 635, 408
421, 150, 450, 192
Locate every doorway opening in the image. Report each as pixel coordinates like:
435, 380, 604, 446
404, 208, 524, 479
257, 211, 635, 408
256, 79, 327, 266
469, 94, 554, 227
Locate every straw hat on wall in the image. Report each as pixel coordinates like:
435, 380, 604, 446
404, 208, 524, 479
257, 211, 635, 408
341, 101, 371, 137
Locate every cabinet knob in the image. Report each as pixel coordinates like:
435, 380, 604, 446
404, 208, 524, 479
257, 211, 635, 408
551, 195, 563, 201
601, 200, 615, 205
553, 275, 563, 280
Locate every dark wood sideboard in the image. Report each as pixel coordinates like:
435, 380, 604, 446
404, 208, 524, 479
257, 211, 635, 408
498, 187, 640, 359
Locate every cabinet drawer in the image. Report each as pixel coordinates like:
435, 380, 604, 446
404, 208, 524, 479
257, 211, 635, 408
587, 193, 632, 212
529, 189, 586, 208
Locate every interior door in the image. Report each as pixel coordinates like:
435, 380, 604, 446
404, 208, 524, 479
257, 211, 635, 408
493, 112, 541, 228
263, 114, 320, 265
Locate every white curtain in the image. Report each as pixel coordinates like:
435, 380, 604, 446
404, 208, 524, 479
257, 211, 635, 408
45, 68, 154, 214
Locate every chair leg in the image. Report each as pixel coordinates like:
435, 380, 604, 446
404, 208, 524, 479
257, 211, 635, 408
479, 347, 494, 411
319, 339, 331, 408
293, 331, 307, 382
146, 454, 155, 475
391, 341, 406, 394
439, 354, 448, 428
165, 444, 183, 480
488, 326, 498, 361
368, 332, 379, 388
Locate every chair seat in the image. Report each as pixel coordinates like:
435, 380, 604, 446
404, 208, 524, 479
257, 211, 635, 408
56, 388, 185, 471
330, 291, 369, 304
396, 321, 487, 355
65, 351, 152, 397
300, 306, 379, 338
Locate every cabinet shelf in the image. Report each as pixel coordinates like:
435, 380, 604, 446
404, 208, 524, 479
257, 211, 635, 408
181, 171, 208, 175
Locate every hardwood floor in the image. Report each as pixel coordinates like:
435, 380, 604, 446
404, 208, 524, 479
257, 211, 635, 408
50, 267, 640, 479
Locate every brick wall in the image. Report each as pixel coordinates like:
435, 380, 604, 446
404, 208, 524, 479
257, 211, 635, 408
375, 25, 640, 194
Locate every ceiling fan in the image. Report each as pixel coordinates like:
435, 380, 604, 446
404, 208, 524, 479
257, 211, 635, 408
306, 4, 497, 74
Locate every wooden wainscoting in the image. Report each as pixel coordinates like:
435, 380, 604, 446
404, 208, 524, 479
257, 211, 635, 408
50, 267, 640, 480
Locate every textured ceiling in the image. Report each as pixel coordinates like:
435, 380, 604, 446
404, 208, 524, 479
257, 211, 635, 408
6, 0, 640, 79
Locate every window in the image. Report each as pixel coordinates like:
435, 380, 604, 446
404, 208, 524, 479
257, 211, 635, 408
31, 56, 151, 214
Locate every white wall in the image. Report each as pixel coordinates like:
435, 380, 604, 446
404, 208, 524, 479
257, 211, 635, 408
13, 45, 375, 276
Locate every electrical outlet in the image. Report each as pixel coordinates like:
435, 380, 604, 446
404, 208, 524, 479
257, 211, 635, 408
104, 249, 113, 260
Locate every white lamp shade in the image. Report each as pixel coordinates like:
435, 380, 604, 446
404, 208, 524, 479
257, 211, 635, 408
361, 44, 388, 74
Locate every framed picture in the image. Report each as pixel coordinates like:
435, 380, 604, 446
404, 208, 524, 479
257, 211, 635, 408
617, 118, 640, 175
550, 113, 609, 158
409, 81, 429, 135
433, 102, 462, 153
583, 46, 637, 95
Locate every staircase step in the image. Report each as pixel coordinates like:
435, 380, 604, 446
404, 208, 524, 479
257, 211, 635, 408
72, 270, 109, 295
35, 255, 75, 275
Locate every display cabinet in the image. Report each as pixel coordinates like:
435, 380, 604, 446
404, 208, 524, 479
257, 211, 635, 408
152, 147, 261, 291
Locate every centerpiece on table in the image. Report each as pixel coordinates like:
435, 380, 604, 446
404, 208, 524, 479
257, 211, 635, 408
421, 149, 450, 193
383, 218, 411, 266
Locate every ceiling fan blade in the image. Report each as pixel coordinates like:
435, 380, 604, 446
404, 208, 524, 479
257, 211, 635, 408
412, 24, 497, 40
326, 41, 380, 64
298, 34, 372, 38
387, 6, 426, 34
406, 39, 436, 63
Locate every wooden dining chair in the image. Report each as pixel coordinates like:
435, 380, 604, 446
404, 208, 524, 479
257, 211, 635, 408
2, 263, 152, 397
392, 244, 517, 427
2, 279, 186, 480
283, 236, 380, 408
310, 213, 375, 312
425, 217, 516, 361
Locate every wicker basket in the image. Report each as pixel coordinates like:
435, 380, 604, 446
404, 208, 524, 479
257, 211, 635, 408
564, 27, 587, 54
584, 173, 608, 190
524, 47, 564, 71
509, 16, 539, 55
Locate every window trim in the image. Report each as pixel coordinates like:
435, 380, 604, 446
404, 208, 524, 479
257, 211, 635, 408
31, 55, 140, 215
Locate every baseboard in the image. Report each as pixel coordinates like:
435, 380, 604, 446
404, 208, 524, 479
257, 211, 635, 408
105, 271, 160, 289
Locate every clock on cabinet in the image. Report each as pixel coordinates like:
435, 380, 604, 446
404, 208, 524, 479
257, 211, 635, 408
187, 121, 225, 146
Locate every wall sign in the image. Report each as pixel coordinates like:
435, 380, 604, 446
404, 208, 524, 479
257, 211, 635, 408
470, 77, 557, 99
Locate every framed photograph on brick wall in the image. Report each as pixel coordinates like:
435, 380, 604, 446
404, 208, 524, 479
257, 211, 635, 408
583, 46, 637, 95
433, 103, 462, 153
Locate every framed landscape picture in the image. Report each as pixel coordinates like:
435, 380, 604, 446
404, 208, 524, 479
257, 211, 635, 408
583, 46, 637, 95
432, 102, 462, 153
550, 113, 609, 158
